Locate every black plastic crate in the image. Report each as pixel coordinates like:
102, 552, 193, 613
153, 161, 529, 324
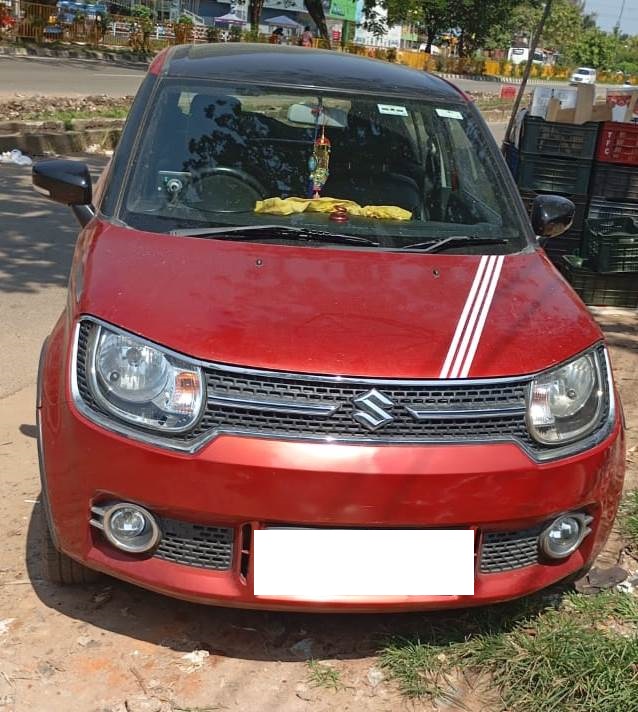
518, 153, 592, 195
503, 142, 519, 180
521, 116, 599, 160
542, 228, 584, 264
520, 190, 587, 233
588, 198, 638, 227
583, 217, 638, 273
590, 162, 638, 203
558, 255, 638, 307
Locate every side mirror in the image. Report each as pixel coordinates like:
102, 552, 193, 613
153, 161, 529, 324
33, 159, 95, 227
531, 195, 575, 239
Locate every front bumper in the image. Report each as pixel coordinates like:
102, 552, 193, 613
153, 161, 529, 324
40, 367, 626, 611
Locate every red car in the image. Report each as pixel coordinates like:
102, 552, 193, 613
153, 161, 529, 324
33, 45, 624, 611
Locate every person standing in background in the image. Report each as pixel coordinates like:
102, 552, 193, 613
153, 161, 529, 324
300, 25, 313, 47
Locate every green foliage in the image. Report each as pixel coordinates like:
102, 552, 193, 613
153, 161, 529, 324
364, 0, 535, 56
380, 591, 638, 711
129, 4, 154, 53
131, 4, 153, 22
571, 27, 617, 69
306, 660, 343, 691
619, 490, 638, 549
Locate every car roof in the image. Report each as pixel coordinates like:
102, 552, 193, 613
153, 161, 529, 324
165, 44, 465, 101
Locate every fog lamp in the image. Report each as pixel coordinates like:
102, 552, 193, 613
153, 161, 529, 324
102, 503, 161, 554
539, 513, 592, 560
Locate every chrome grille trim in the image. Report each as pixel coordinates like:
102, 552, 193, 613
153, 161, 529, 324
406, 404, 526, 420
207, 392, 339, 416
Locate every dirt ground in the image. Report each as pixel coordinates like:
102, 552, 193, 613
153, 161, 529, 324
0, 309, 634, 712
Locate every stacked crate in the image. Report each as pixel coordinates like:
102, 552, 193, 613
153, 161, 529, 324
558, 122, 638, 308
588, 122, 638, 224
515, 115, 599, 261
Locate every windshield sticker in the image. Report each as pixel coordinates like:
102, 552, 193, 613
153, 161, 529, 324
378, 104, 409, 117
436, 108, 464, 120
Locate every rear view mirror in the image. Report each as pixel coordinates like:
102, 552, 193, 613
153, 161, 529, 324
33, 159, 95, 227
531, 195, 575, 239
287, 103, 348, 129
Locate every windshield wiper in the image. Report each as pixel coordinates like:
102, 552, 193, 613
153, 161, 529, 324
399, 235, 507, 253
170, 224, 380, 247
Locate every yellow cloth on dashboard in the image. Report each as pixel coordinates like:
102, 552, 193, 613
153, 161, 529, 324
254, 197, 412, 221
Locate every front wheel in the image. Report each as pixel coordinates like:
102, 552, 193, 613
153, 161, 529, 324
40, 505, 101, 585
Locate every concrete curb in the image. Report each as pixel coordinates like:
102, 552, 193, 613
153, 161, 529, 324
0, 118, 124, 155
0, 43, 150, 67
435, 72, 566, 85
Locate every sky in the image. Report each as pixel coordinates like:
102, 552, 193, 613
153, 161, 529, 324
585, 0, 638, 35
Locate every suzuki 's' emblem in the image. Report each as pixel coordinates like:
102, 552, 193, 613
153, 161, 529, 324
352, 389, 395, 431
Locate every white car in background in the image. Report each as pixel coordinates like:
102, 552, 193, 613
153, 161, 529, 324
570, 67, 597, 85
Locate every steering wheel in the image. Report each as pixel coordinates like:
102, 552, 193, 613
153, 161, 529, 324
190, 165, 268, 214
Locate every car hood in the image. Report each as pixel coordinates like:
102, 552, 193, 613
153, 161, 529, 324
78, 223, 602, 379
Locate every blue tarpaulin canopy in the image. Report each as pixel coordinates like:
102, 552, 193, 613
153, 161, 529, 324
214, 12, 245, 25
265, 15, 303, 29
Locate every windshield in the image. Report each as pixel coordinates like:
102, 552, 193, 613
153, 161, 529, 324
119, 79, 529, 252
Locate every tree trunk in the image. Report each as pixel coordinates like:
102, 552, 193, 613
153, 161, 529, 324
304, 0, 330, 46
425, 27, 434, 53
249, 0, 264, 33
458, 30, 465, 58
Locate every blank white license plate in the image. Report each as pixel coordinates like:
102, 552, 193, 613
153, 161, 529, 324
254, 529, 475, 597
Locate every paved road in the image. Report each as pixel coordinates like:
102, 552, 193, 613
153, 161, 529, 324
0, 55, 146, 97
0, 53, 611, 98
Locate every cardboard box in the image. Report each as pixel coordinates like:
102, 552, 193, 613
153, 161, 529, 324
574, 84, 595, 124
530, 86, 577, 118
591, 103, 613, 122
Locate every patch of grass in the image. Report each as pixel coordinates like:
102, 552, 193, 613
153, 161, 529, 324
380, 591, 638, 712
23, 108, 130, 124
306, 659, 343, 691
619, 490, 638, 549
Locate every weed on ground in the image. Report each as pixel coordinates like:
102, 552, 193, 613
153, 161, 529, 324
306, 659, 343, 691
380, 590, 638, 712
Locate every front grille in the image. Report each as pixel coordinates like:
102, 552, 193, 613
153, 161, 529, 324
480, 526, 542, 573
75, 320, 609, 453
154, 518, 234, 570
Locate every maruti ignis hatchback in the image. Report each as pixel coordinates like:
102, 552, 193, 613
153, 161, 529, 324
33, 45, 625, 611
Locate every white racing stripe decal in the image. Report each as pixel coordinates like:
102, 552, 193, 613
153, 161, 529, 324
439, 255, 505, 379
458, 256, 505, 378
439, 256, 489, 379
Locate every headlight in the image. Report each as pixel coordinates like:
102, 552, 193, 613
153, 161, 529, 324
527, 349, 606, 446
87, 325, 204, 432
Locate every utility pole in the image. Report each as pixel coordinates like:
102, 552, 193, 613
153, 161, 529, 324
503, 0, 554, 148
615, 0, 626, 32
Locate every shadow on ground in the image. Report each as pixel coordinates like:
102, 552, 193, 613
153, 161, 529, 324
24, 500, 568, 665
0, 158, 107, 294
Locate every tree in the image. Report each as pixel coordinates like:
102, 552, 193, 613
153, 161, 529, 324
452, 0, 530, 57
572, 27, 617, 68
248, 0, 265, 33
304, 0, 330, 44
363, 0, 451, 53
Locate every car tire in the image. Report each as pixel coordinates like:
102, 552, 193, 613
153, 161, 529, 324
40, 505, 101, 585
